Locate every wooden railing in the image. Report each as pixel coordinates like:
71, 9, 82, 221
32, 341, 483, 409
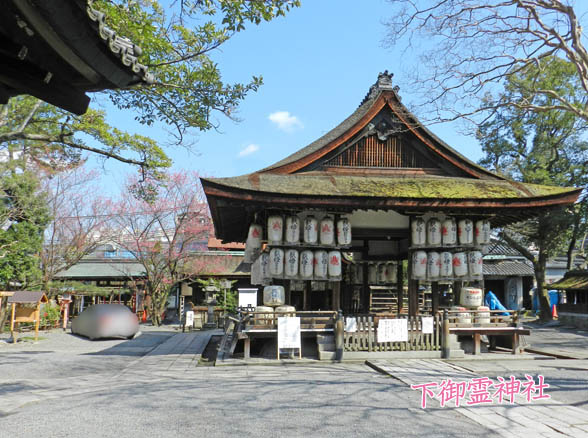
238, 310, 337, 331
445, 309, 520, 328
343, 314, 442, 352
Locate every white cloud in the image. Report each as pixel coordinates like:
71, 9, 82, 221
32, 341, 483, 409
268, 111, 303, 132
238, 143, 260, 157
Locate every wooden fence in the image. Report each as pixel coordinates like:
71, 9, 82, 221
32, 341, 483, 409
343, 314, 441, 352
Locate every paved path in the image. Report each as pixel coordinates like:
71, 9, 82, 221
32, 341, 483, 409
368, 359, 588, 438
523, 322, 588, 359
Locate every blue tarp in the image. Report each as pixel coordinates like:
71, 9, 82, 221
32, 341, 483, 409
484, 291, 509, 315
532, 289, 560, 310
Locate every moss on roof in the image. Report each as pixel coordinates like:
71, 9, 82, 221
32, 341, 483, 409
207, 174, 577, 200
550, 271, 588, 290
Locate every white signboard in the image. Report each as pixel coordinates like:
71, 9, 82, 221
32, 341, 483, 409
421, 316, 434, 334
345, 317, 358, 333
238, 288, 258, 309
278, 317, 301, 349
185, 311, 194, 327
377, 318, 408, 343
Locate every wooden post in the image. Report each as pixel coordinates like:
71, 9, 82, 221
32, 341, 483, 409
10, 302, 16, 343
335, 310, 344, 362
397, 260, 404, 316
244, 336, 251, 360
431, 282, 439, 316
34, 304, 40, 342
473, 332, 481, 355
332, 281, 341, 311
361, 256, 369, 312
441, 309, 450, 359
303, 281, 310, 311
512, 333, 520, 355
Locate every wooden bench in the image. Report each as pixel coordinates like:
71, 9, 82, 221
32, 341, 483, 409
449, 327, 530, 355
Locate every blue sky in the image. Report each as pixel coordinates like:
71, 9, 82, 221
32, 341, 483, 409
88, 0, 586, 193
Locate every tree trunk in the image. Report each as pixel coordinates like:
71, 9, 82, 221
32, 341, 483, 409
566, 215, 581, 270
535, 251, 553, 322
0, 300, 8, 333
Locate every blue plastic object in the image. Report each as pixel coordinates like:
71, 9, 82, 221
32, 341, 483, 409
484, 291, 509, 315
533, 289, 560, 310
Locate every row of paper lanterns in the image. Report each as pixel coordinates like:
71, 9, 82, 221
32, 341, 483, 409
246, 214, 352, 249
258, 248, 343, 279
349, 262, 398, 284
411, 250, 483, 279
411, 217, 491, 246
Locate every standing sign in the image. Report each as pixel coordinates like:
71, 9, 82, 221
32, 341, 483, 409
421, 316, 434, 334
238, 288, 258, 309
277, 316, 301, 358
185, 310, 194, 327
377, 318, 408, 343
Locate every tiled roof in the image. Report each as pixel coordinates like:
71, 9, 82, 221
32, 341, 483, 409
550, 270, 588, 290
483, 261, 534, 277
485, 241, 524, 257
7, 291, 48, 304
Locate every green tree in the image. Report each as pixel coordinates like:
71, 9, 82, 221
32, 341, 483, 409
0, 0, 299, 176
477, 57, 588, 321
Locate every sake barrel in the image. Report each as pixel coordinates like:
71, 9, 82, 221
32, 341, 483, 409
267, 215, 283, 244
460, 287, 483, 308
246, 223, 263, 250
275, 305, 296, 317
303, 215, 318, 244
368, 263, 378, 284
452, 306, 471, 324
411, 217, 426, 246
285, 216, 300, 244
259, 252, 271, 279
314, 249, 328, 279
452, 252, 468, 277
328, 250, 342, 277
263, 285, 285, 307
377, 263, 387, 284
269, 248, 284, 277
284, 249, 299, 277
427, 218, 442, 246
476, 306, 491, 324
468, 251, 483, 277
475, 219, 491, 245
442, 217, 457, 246
458, 219, 474, 245
336, 216, 352, 246
386, 262, 397, 283
412, 251, 427, 279
427, 251, 440, 279
255, 306, 274, 325
440, 251, 453, 277
320, 215, 335, 245
299, 249, 314, 278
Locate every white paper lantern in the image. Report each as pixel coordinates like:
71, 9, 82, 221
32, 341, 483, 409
427, 251, 440, 279
284, 249, 299, 277
427, 218, 442, 246
442, 218, 457, 246
299, 249, 314, 278
377, 263, 387, 284
452, 252, 468, 277
260, 252, 270, 279
328, 250, 342, 277
386, 262, 397, 283
285, 216, 300, 244
267, 215, 283, 244
460, 287, 483, 308
440, 251, 453, 277
458, 219, 474, 245
313, 249, 328, 279
320, 215, 335, 245
368, 263, 378, 284
475, 219, 491, 245
303, 215, 318, 244
468, 251, 483, 277
337, 217, 352, 246
269, 248, 284, 277
246, 224, 263, 250
411, 217, 426, 246
412, 251, 427, 279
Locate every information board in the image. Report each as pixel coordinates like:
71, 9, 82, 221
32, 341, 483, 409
277, 317, 301, 349
421, 316, 434, 334
345, 317, 358, 333
238, 288, 258, 309
377, 318, 408, 343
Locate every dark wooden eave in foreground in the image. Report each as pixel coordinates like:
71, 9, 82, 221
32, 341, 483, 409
0, 0, 153, 114
202, 72, 582, 243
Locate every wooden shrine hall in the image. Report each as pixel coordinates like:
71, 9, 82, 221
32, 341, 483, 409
201, 72, 581, 322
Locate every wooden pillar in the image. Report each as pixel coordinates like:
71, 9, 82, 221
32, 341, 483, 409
431, 282, 440, 316
303, 280, 311, 311
244, 336, 251, 359
285, 281, 291, 306
34, 304, 40, 341
10, 302, 16, 343
332, 282, 341, 311
362, 259, 369, 313
407, 252, 418, 317
453, 281, 462, 307
397, 260, 404, 316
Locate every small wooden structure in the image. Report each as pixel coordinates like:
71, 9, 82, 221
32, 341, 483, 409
550, 270, 588, 329
8, 291, 48, 343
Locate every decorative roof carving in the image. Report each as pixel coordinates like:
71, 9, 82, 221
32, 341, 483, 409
360, 70, 400, 106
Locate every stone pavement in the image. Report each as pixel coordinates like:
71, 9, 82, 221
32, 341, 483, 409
522, 321, 588, 359
368, 359, 588, 438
